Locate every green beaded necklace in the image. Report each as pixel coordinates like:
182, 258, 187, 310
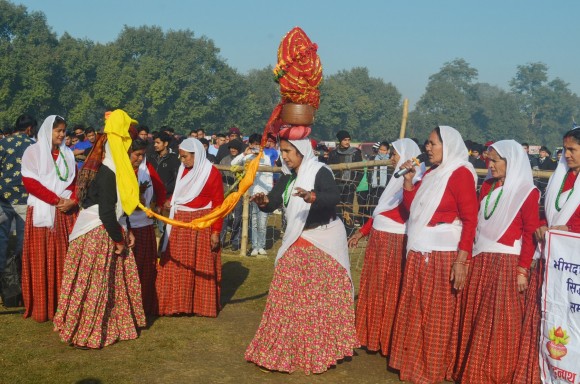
283, 174, 297, 207
555, 172, 574, 212
53, 148, 70, 182
484, 181, 503, 220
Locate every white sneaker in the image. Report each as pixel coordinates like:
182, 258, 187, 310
258, 248, 267, 255
250, 249, 259, 256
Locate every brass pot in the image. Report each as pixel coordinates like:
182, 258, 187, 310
281, 103, 315, 125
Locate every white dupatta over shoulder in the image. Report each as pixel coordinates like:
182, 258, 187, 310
21, 115, 75, 228
277, 139, 352, 281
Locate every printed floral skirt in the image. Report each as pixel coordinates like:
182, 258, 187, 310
245, 237, 358, 374
53, 225, 146, 349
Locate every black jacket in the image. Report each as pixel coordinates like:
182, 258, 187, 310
149, 151, 181, 197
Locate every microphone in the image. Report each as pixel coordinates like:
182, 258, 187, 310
393, 153, 428, 178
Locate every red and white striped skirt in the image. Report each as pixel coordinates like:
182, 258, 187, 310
21, 206, 77, 322
355, 229, 405, 356
54, 225, 146, 349
513, 259, 543, 384
155, 209, 221, 317
132, 225, 158, 315
455, 253, 525, 383
389, 250, 463, 384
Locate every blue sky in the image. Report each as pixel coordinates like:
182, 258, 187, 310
14, 0, 580, 109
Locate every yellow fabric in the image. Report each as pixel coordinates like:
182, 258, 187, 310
138, 150, 262, 229
104, 109, 140, 216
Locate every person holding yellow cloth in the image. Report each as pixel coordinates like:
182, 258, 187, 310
54, 109, 146, 349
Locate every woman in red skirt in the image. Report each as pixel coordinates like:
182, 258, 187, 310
54, 110, 145, 349
155, 138, 223, 317
389, 126, 478, 383
514, 128, 580, 383
455, 140, 539, 383
128, 138, 166, 315
348, 138, 424, 356
245, 132, 358, 375
21, 115, 78, 322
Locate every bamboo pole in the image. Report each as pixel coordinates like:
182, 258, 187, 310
240, 190, 250, 257
399, 98, 409, 139
215, 162, 555, 179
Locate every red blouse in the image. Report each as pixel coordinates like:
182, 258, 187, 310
22, 150, 77, 205
144, 161, 166, 208
403, 166, 478, 257
180, 166, 224, 233
360, 204, 408, 236
479, 179, 539, 269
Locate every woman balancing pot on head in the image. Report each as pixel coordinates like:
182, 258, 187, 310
155, 138, 224, 317
347, 138, 425, 356
388, 126, 478, 384
21, 115, 78, 322
127, 138, 166, 315
245, 129, 358, 374
513, 127, 580, 383
454, 140, 539, 383
54, 110, 146, 349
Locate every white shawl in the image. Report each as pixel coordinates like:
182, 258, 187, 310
473, 140, 537, 256
373, 139, 425, 218
544, 145, 580, 227
21, 115, 75, 228
406, 126, 477, 253
161, 138, 212, 251
277, 139, 351, 280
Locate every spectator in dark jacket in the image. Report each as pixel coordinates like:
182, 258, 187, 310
537, 146, 557, 171
149, 131, 180, 199
327, 130, 363, 236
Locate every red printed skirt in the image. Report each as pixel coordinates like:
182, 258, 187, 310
513, 259, 543, 384
245, 237, 358, 375
355, 229, 405, 356
454, 253, 525, 383
389, 250, 463, 384
155, 209, 221, 317
21, 206, 77, 322
132, 225, 158, 315
53, 225, 146, 349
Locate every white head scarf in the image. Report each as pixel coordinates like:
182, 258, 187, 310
475, 140, 537, 245
21, 115, 75, 228
406, 126, 477, 252
161, 138, 212, 251
544, 134, 580, 226
277, 139, 325, 260
373, 138, 425, 218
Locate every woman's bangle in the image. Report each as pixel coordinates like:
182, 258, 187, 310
516, 271, 529, 278
516, 266, 530, 276
309, 190, 316, 203
453, 260, 469, 266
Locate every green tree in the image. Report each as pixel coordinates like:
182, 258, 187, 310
0, 0, 59, 127
315, 67, 402, 142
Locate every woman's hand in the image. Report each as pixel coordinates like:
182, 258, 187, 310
127, 231, 136, 248
534, 225, 549, 243
450, 250, 469, 291
250, 192, 269, 208
348, 231, 365, 248
293, 187, 315, 203
114, 242, 126, 256
516, 266, 529, 292
210, 232, 220, 252
57, 198, 77, 213
399, 160, 416, 190
163, 200, 171, 212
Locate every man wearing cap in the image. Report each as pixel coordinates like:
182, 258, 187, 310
327, 130, 363, 236
216, 126, 246, 164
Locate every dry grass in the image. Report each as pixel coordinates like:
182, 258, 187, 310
0, 243, 402, 384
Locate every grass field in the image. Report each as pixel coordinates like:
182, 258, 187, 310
0, 244, 404, 384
